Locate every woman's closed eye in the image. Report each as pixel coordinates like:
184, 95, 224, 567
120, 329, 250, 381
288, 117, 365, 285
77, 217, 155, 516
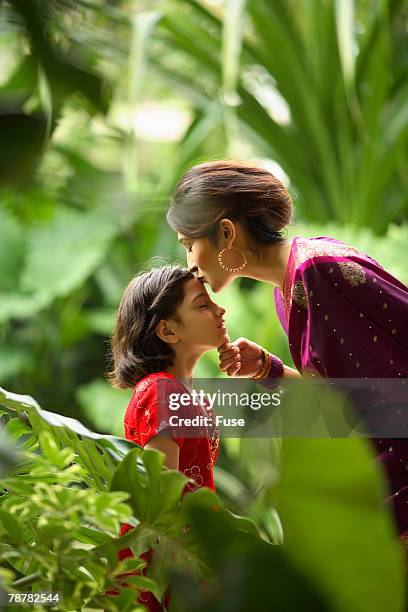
198, 303, 208, 308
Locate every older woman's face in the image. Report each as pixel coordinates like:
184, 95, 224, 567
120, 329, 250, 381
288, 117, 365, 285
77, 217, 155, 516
177, 232, 231, 293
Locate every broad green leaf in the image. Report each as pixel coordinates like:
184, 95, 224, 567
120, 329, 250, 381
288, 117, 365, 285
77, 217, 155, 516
110, 447, 187, 525
272, 438, 405, 612
0, 385, 137, 492
38, 430, 75, 469
21, 208, 119, 299
175, 489, 332, 612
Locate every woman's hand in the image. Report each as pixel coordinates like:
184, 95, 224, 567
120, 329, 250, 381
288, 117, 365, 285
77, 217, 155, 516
217, 337, 263, 377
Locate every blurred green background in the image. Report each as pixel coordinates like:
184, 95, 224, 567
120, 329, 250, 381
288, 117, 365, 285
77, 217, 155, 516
1, 2, 407, 608
0, 0, 407, 510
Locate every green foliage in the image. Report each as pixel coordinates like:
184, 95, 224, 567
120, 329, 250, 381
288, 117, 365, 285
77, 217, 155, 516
155, 0, 408, 231
1, 0, 406, 434
0, 3, 407, 608
21, 207, 119, 300
171, 488, 333, 612
0, 386, 135, 489
76, 379, 132, 438
0, 386, 168, 610
0, 207, 120, 324
0, 429, 21, 478
0, 208, 25, 293
273, 438, 405, 612
1, 386, 405, 611
0, 0, 110, 188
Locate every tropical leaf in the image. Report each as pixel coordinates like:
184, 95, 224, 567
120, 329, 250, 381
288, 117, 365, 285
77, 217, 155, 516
0, 385, 138, 491
271, 437, 405, 612
171, 486, 333, 612
21, 207, 119, 300
155, 0, 408, 231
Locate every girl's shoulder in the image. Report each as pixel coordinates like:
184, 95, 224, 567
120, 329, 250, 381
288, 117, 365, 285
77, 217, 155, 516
123, 372, 189, 442
132, 371, 175, 393
129, 372, 185, 408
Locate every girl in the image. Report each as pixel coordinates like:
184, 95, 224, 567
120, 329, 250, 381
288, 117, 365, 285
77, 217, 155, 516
166, 159, 408, 547
105, 264, 230, 610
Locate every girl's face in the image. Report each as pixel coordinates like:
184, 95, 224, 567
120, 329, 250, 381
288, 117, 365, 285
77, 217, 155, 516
174, 276, 229, 349
178, 233, 231, 293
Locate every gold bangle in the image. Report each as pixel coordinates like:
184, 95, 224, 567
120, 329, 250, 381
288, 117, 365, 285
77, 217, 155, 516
250, 349, 271, 380
252, 356, 267, 380
258, 351, 272, 380
251, 349, 266, 379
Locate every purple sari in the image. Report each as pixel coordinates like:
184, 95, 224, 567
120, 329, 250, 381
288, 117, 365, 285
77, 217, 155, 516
274, 236, 408, 533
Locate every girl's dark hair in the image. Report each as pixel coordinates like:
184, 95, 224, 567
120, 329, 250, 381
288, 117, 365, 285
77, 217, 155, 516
107, 265, 194, 389
167, 159, 293, 257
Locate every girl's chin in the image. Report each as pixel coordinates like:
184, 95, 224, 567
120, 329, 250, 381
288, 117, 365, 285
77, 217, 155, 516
218, 330, 230, 342
208, 330, 229, 348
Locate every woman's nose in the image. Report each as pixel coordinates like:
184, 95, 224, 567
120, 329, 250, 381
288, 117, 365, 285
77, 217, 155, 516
187, 253, 197, 273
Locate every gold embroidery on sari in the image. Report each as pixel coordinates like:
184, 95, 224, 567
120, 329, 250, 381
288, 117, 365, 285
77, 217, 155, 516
337, 261, 366, 286
292, 279, 308, 308
284, 238, 367, 313
295, 240, 361, 265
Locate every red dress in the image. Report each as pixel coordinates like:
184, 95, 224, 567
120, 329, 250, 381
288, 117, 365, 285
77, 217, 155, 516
105, 372, 219, 610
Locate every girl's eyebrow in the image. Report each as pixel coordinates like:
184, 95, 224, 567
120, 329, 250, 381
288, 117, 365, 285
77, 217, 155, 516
192, 292, 208, 302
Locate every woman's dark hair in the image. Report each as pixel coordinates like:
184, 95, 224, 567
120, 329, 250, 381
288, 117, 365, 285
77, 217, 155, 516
167, 159, 293, 258
107, 265, 194, 389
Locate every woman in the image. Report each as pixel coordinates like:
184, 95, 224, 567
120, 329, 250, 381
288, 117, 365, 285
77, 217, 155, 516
166, 159, 408, 542
105, 265, 228, 609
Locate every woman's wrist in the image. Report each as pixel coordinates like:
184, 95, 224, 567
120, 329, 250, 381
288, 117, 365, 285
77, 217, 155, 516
250, 348, 271, 380
250, 348, 283, 381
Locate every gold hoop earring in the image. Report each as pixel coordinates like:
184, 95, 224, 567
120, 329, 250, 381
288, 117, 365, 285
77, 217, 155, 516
218, 247, 247, 272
